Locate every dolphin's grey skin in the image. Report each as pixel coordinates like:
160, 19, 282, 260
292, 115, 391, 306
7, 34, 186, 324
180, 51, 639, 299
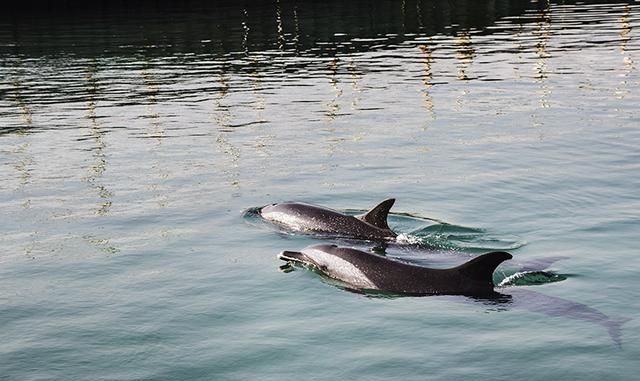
260, 198, 397, 241
279, 244, 512, 296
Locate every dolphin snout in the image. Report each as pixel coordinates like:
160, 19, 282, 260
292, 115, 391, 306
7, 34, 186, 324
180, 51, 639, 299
278, 250, 310, 264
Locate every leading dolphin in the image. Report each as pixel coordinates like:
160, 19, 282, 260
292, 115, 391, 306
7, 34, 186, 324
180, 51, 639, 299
279, 244, 512, 296
260, 198, 397, 241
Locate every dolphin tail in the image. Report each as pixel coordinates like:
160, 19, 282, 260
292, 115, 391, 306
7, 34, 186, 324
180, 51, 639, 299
456, 251, 513, 285
607, 316, 631, 348
358, 198, 395, 231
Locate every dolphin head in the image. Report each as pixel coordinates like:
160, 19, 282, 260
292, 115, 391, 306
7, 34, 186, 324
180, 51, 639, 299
278, 250, 315, 266
278, 244, 338, 270
260, 202, 279, 214
278, 245, 378, 290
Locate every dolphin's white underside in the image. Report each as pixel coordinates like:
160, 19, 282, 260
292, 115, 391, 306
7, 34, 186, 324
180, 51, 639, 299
261, 211, 311, 231
302, 246, 377, 289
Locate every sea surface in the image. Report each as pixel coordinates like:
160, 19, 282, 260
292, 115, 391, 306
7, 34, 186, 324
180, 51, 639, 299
1, 1, 639, 380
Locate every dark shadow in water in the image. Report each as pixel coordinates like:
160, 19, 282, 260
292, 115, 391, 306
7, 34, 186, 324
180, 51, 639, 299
440, 288, 630, 348
5, 0, 635, 60
2, 0, 548, 59
497, 288, 631, 348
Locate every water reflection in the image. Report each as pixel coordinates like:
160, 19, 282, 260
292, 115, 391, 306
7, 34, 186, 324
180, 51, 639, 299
1, 0, 541, 58
5, 68, 34, 191
216, 134, 242, 191
0, 1, 638, 177
84, 61, 112, 216
326, 57, 343, 120
1, 1, 637, 124
531, 3, 552, 140
534, 3, 552, 113
419, 43, 435, 118
213, 72, 232, 131
12, 141, 33, 191
455, 31, 475, 81
11, 78, 33, 129
211, 68, 242, 191
140, 60, 171, 208
241, 8, 251, 56
618, 5, 634, 100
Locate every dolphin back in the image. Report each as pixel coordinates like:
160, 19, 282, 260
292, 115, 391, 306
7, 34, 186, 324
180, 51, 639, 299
456, 251, 513, 286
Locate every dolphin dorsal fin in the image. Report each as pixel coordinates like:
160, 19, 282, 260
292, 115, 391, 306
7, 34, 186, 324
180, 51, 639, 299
456, 251, 513, 285
358, 198, 395, 230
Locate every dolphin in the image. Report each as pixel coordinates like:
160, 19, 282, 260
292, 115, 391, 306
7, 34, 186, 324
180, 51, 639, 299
260, 198, 398, 241
259, 198, 396, 241
278, 244, 512, 296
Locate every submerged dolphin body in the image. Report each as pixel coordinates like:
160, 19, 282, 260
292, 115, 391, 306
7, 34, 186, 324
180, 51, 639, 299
279, 244, 512, 296
501, 288, 631, 348
260, 199, 397, 241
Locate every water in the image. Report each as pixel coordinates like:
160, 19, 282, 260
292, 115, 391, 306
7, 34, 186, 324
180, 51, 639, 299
1, 0, 639, 379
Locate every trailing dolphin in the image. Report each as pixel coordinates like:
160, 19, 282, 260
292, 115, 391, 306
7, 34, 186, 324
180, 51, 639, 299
260, 198, 397, 241
278, 244, 512, 296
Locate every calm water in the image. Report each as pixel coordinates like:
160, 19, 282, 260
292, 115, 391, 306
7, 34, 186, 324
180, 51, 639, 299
1, 0, 639, 379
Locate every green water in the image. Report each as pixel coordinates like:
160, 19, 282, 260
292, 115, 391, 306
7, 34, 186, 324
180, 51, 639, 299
1, 1, 639, 379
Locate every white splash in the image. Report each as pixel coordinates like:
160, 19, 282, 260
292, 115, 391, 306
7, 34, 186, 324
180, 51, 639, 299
498, 271, 529, 287
395, 233, 421, 245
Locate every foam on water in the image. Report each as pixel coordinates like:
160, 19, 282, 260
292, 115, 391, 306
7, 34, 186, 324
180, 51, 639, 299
498, 270, 569, 287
